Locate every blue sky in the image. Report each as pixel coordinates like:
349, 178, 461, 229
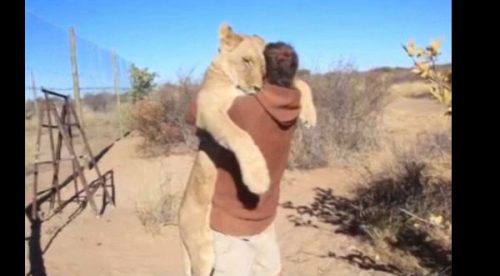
25, 0, 451, 94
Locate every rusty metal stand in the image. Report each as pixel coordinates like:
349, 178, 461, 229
30, 88, 114, 220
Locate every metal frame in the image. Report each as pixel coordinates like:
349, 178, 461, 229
30, 88, 114, 220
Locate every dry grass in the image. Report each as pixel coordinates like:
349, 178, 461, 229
388, 81, 432, 99
81, 105, 122, 141
284, 124, 451, 275
288, 63, 391, 169
126, 75, 199, 157
135, 172, 182, 235
393, 128, 452, 175
356, 134, 451, 275
356, 163, 452, 275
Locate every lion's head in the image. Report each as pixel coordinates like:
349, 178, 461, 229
215, 23, 266, 94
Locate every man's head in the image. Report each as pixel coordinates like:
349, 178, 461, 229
263, 42, 298, 88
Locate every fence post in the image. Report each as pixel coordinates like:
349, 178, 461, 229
111, 50, 124, 139
30, 70, 39, 118
68, 27, 84, 127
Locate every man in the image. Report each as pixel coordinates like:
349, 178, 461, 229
186, 42, 301, 276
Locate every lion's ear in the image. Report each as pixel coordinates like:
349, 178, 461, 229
219, 22, 243, 52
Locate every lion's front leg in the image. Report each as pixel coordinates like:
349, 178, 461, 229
196, 103, 270, 194
293, 78, 317, 128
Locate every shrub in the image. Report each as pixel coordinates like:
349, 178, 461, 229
127, 71, 199, 156
288, 62, 390, 169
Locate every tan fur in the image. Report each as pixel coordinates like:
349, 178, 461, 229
178, 23, 317, 276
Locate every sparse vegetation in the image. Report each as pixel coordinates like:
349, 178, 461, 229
284, 136, 451, 275
135, 172, 182, 235
83, 92, 115, 112
388, 81, 432, 99
288, 62, 391, 169
127, 71, 199, 156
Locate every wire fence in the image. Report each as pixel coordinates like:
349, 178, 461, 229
25, 11, 133, 96
25, 10, 137, 173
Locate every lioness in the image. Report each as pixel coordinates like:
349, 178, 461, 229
178, 23, 316, 276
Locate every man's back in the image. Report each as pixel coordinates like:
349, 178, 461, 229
211, 82, 301, 236
187, 82, 301, 236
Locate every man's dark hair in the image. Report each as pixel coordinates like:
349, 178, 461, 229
264, 42, 298, 88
